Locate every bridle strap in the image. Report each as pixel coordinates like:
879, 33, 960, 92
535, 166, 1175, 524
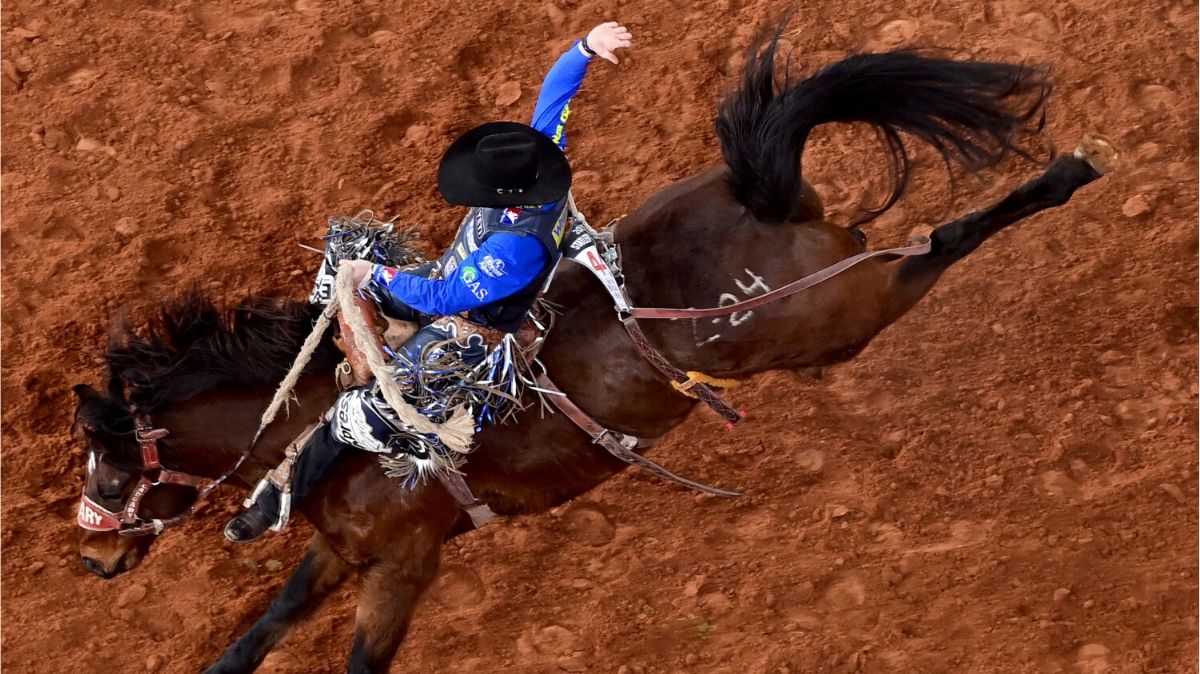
627, 237, 931, 320
101, 406, 248, 536
157, 469, 205, 487
133, 412, 167, 469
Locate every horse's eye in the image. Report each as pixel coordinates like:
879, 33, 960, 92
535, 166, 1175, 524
99, 477, 124, 500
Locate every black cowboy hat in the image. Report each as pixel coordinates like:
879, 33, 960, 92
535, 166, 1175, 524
437, 121, 572, 208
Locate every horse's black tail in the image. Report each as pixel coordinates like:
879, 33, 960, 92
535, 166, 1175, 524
715, 22, 1051, 224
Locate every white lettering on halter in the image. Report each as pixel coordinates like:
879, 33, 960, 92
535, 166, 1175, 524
79, 501, 103, 527
694, 268, 772, 347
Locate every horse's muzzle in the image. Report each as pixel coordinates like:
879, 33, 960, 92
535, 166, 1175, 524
81, 555, 119, 579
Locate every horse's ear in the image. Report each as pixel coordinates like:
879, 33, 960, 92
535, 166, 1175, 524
72, 384, 103, 438
73, 384, 103, 404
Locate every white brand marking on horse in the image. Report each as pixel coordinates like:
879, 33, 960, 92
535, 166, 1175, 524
734, 269, 770, 296
694, 268, 772, 347
719, 293, 753, 327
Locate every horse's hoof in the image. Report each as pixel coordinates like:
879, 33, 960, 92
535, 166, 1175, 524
1074, 134, 1121, 175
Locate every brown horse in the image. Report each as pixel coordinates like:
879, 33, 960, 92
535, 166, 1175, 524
73, 31, 1114, 674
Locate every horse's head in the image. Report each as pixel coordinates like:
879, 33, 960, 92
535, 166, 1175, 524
69, 293, 342, 578
72, 384, 200, 579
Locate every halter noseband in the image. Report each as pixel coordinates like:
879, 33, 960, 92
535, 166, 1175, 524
77, 409, 242, 537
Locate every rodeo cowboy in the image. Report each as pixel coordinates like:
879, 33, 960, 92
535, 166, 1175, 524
225, 21, 634, 542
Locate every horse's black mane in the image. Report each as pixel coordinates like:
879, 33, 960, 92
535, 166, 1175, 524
77, 291, 340, 439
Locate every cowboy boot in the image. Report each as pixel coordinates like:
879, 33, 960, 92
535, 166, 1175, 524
223, 500, 277, 543
223, 423, 350, 543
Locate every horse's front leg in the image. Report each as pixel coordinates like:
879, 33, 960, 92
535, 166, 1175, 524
345, 507, 456, 673
205, 534, 348, 674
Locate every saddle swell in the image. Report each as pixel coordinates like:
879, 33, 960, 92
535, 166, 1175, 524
336, 292, 388, 387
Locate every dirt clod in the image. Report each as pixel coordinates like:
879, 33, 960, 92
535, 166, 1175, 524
1121, 195, 1152, 218
495, 81, 522, 107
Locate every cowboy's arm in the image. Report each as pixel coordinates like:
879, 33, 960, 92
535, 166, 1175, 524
530, 22, 633, 149
362, 234, 546, 316
529, 46, 590, 149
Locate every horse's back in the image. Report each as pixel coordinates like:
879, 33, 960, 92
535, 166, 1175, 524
618, 166, 825, 242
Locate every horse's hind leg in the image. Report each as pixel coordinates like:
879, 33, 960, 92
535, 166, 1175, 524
205, 534, 348, 674
888, 136, 1117, 315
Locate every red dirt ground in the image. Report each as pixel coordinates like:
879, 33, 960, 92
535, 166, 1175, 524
2, 0, 1197, 672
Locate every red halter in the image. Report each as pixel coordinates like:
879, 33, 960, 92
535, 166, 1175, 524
77, 410, 242, 537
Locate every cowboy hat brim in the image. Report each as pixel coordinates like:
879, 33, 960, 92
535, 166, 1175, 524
437, 121, 572, 208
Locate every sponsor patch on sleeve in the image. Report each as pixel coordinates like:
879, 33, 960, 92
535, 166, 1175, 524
459, 265, 488, 300
551, 213, 567, 245
479, 255, 507, 278
374, 266, 398, 284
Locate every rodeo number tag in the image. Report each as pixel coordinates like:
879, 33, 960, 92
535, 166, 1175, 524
309, 265, 335, 305
561, 225, 631, 313
586, 250, 607, 272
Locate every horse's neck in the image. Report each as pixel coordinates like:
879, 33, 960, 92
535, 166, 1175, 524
155, 375, 338, 486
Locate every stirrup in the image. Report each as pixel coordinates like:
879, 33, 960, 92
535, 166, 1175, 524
239, 478, 291, 533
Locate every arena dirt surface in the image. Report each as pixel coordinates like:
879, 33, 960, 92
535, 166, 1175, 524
2, 0, 1197, 672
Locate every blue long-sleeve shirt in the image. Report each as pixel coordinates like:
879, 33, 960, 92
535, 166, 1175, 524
531, 41, 592, 149
370, 232, 548, 316
368, 42, 593, 317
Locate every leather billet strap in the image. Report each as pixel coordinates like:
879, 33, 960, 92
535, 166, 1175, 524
620, 317, 745, 428
629, 237, 931, 320
535, 374, 741, 498
560, 227, 744, 427
436, 471, 499, 528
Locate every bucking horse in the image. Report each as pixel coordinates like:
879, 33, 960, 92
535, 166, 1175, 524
72, 26, 1117, 674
